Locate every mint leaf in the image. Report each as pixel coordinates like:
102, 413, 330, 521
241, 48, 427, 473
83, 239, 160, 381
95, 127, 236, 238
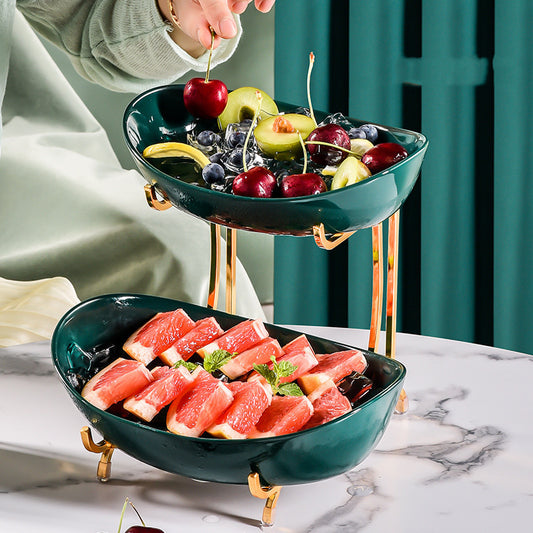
204, 349, 236, 373
173, 360, 198, 373
278, 382, 304, 397
253, 363, 277, 385
276, 360, 298, 378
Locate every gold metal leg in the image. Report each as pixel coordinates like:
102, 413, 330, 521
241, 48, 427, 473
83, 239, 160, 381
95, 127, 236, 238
80, 426, 116, 482
368, 223, 383, 353
226, 228, 237, 314
248, 472, 282, 527
384, 211, 408, 413
144, 183, 172, 211
313, 223, 356, 250
207, 224, 221, 309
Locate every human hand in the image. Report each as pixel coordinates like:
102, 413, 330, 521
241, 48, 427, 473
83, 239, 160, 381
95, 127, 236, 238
159, 0, 275, 55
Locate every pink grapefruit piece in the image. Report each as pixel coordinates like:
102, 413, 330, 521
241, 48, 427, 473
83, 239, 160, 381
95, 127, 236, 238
206, 381, 272, 439
159, 316, 224, 365
282, 334, 315, 356
298, 349, 368, 394
166, 367, 234, 437
301, 380, 352, 430
122, 365, 196, 422
123, 309, 195, 365
197, 319, 269, 360
81, 357, 153, 411
220, 337, 284, 379
249, 395, 313, 438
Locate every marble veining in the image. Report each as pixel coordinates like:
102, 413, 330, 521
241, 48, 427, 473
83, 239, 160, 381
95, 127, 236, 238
0, 330, 531, 532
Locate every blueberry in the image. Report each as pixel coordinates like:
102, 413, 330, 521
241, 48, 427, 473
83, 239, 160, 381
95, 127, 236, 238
209, 152, 223, 164
227, 131, 246, 148
202, 163, 225, 185
197, 130, 219, 146
348, 127, 367, 140
227, 148, 252, 168
360, 124, 379, 143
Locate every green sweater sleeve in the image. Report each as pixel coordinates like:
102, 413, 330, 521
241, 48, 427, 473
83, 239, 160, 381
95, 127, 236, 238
16, 0, 241, 92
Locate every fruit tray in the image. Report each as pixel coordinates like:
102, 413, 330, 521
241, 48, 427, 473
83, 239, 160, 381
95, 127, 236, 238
123, 85, 427, 236
51, 294, 405, 487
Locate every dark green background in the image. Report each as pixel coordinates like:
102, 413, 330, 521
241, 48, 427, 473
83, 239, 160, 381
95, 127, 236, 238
273, 0, 532, 355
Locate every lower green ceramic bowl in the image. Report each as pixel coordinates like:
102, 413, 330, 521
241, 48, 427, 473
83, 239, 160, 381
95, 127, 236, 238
51, 294, 405, 486
123, 85, 427, 235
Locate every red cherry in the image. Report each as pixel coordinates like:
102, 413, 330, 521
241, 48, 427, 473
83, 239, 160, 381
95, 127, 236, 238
183, 78, 228, 119
361, 142, 408, 174
306, 124, 351, 166
279, 173, 327, 197
126, 526, 164, 533
232, 166, 277, 198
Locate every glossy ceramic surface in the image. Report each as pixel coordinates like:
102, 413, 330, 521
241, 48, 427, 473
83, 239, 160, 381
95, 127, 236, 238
123, 85, 427, 235
51, 295, 405, 486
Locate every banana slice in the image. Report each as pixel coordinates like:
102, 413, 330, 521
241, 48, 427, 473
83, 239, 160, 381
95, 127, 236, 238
143, 142, 210, 169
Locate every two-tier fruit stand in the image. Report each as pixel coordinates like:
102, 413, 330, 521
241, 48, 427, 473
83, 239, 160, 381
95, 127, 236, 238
67, 84, 427, 527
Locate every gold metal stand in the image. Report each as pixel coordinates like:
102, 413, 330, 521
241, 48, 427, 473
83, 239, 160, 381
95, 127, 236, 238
248, 472, 282, 527
80, 426, 116, 481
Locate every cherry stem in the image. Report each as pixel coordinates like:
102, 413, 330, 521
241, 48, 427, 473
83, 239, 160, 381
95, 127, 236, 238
307, 52, 317, 128
305, 140, 356, 156
128, 500, 147, 527
242, 90, 263, 172
298, 132, 308, 174
205, 28, 216, 83
117, 497, 129, 533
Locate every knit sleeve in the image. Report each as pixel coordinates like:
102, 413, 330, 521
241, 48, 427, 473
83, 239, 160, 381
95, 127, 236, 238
16, 0, 241, 92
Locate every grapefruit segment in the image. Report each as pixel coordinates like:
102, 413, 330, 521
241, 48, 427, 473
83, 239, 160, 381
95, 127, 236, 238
123, 365, 195, 422
302, 380, 352, 430
249, 395, 313, 438
298, 349, 368, 394
166, 367, 234, 437
159, 316, 223, 365
81, 357, 153, 411
220, 337, 284, 379
123, 309, 195, 365
197, 319, 269, 359
282, 334, 315, 356
206, 381, 272, 439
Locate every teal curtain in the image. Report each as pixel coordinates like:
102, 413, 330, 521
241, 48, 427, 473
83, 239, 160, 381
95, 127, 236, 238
273, 0, 533, 355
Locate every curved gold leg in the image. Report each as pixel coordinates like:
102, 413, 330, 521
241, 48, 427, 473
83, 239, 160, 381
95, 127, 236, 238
248, 472, 282, 527
384, 211, 409, 413
207, 224, 221, 309
80, 426, 116, 482
226, 228, 237, 314
144, 183, 172, 211
368, 223, 384, 353
313, 223, 355, 250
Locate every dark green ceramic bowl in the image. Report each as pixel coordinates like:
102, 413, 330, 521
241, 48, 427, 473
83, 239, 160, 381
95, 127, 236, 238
123, 85, 427, 235
51, 294, 405, 486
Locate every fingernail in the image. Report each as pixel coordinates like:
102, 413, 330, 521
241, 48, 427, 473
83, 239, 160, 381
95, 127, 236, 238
219, 17, 237, 37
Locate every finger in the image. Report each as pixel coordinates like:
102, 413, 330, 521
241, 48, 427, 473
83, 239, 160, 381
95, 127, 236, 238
172, 0, 222, 49
198, 0, 238, 39
255, 0, 275, 12
229, 0, 252, 15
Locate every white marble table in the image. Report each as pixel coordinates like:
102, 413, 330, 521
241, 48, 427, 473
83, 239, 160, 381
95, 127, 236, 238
1, 327, 531, 532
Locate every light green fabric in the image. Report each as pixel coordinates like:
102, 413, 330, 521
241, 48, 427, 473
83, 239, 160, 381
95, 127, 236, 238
0, 6, 264, 321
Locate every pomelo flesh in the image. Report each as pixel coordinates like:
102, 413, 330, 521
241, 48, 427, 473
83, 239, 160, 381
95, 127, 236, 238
298, 349, 368, 394
302, 380, 352, 430
282, 334, 316, 356
220, 336, 284, 379
159, 316, 223, 365
250, 395, 313, 438
166, 367, 233, 437
197, 319, 269, 359
123, 365, 195, 422
81, 357, 153, 411
206, 381, 272, 439
123, 309, 195, 365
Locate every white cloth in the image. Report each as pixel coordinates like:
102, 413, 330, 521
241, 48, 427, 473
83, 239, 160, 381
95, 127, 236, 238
0, 6, 264, 343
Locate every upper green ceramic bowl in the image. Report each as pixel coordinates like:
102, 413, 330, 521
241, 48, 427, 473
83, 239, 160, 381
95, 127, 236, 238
123, 85, 427, 235
51, 294, 405, 486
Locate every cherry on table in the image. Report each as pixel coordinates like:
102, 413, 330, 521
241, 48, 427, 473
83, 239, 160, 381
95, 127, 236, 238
125, 527, 164, 533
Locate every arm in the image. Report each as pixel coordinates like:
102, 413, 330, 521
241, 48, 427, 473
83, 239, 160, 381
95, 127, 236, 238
16, 0, 243, 92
